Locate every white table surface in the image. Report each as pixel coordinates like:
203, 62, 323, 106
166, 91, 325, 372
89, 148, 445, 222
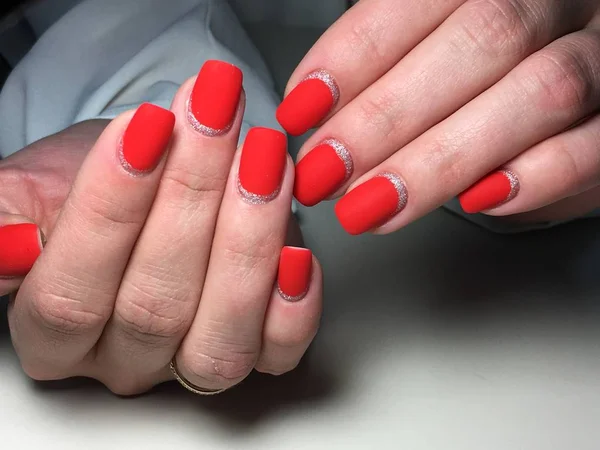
2, 201, 600, 450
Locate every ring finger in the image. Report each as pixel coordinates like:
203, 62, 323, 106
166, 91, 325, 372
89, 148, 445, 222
173, 127, 293, 392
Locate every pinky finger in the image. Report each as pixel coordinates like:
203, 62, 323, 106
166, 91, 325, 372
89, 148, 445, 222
255, 247, 323, 376
459, 114, 600, 216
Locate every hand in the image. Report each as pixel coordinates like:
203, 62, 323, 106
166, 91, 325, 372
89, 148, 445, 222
1, 61, 322, 395
278, 0, 600, 234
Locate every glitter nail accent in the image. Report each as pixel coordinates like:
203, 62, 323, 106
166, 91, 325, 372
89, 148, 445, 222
303, 70, 340, 105
118, 139, 148, 177
186, 98, 232, 137
277, 284, 308, 302
237, 178, 281, 205
379, 172, 408, 213
502, 169, 520, 203
323, 138, 353, 180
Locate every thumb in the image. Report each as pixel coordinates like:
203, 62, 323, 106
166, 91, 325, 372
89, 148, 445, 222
0, 214, 44, 295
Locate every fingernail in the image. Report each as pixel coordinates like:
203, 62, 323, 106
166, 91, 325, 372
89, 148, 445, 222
277, 246, 312, 302
188, 60, 243, 136
458, 170, 520, 214
294, 139, 353, 207
238, 127, 288, 204
0, 223, 43, 277
120, 103, 175, 174
335, 173, 408, 235
276, 69, 339, 136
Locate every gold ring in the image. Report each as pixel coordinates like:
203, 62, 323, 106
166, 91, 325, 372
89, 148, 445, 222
169, 358, 228, 396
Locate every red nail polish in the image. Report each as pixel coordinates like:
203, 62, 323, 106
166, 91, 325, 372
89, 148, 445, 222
0, 223, 43, 277
335, 173, 408, 235
294, 139, 353, 207
238, 127, 287, 204
120, 103, 175, 173
276, 70, 339, 136
277, 246, 312, 302
188, 60, 243, 136
459, 170, 520, 214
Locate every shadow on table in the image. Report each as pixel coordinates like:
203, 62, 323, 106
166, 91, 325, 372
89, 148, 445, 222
1, 208, 599, 428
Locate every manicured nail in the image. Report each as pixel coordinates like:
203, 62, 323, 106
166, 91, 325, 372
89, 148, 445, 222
294, 139, 353, 207
276, 69, 339, 136
238, 127, 287, 204
335, 173, 408, 235
120, 103, 175, 173
188, 60, 243, 136
277, 247, 312, 302
459, 170, 520, 214
0, 223, 43, 277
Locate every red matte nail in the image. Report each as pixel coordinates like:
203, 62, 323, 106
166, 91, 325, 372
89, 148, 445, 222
294, 139, 353, 207
278, 246, 312, 302
120, 103, 175, 173
335, 173, 408, 235
188, 60, 243, 136
459, 170, 520, 214
238, 127, 287, 203
276, 70, 339, 136
0, 223, 43, 277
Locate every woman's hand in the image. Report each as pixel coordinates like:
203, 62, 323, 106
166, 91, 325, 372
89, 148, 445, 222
279, 0, 600, 234
1, 61, 322, 395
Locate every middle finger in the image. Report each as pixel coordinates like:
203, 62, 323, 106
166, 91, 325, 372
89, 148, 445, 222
95, 61, 244, 391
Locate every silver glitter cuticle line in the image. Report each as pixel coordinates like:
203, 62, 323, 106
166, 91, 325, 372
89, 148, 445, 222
277, 284, 308, 303
323, 138, 353, 180
501, 169, 520, 203
378, 172, 409, 214
186, 98, 232, 137
118, 138, 152, 177
237, 178, 281, 205
302, 70, 340, 106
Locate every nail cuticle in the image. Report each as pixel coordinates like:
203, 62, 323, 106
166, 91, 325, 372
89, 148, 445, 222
236, 178, 281, 205
186, 98, 232, 137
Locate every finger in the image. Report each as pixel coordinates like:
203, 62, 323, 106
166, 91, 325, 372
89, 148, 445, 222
334, 29, 600, 235
94, 61, 244, 394
293, 0, 596, 207
277, 0, 467, 136
9, 104, 175, 379
458, 113, 600, 215
255, 247, 322, 376
174, 127, 292, 391
507, 185, 600, 224
0, 217, 43, 294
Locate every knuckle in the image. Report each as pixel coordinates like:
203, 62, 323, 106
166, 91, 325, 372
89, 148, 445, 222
69, 187, 145, 232
181, 348, 257, 388
458, 0, 534, 58
265, 323, 319, 352
20, 360, 59, 381
256, 360, 299, 377
115, 282, 193, 345
222, 231, 278, 275
28, 290, 108, 338
103, 376, 149, 397
524, 43, 596, 113
345, 13, 393, 67
356, 91, 400, 140
159, 164, 226, 208
549, 140, 582, 189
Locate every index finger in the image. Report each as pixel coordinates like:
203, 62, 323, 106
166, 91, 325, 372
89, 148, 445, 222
276, 0, 465, 135
10, 104, 175, 375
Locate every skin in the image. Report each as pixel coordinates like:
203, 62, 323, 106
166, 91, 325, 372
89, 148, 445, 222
289, 0, 600, 230
1, 77, 323, 396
